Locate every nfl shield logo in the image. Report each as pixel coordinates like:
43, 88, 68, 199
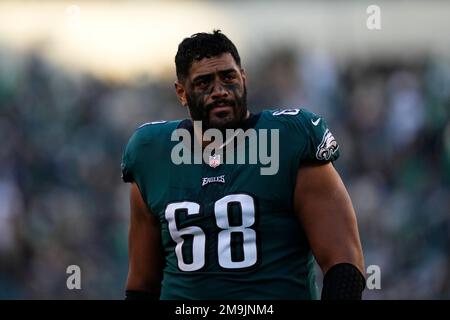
209, 154, 221, 168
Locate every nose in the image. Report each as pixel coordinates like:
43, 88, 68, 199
210, 81, 229, 100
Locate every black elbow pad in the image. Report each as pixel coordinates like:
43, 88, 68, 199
321, 263, 366, 300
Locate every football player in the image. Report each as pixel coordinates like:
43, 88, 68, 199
122, 30, 365, 300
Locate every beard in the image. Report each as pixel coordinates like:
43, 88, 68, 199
186, 85, 248, 131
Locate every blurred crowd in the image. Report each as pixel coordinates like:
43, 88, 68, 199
0, 44, 449, 299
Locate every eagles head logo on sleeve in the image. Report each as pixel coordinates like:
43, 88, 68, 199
316, 129, 339, 161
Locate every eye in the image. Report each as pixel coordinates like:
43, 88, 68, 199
194, 78, 209, 88
223, 73, 236, 82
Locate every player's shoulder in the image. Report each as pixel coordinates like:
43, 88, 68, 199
259, 107, 322, 130
121, 119, 183, 183
259, 107, 339, 162
126, 119, 181, 146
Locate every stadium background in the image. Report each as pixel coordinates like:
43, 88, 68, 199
0, 0, 449, 299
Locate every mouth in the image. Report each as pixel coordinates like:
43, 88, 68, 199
211, 106, 232, 117
209, 102, 234, 118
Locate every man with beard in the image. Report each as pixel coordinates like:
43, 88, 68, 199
121, 30, 365, 300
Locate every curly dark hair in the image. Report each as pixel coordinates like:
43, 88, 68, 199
175, 30, 241, 81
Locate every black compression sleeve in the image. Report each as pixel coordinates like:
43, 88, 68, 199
321, 263, 366, 300
125, 290, 160, 300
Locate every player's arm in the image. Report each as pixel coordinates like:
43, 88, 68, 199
125, 182, 164, 300
294, 162, 365, 300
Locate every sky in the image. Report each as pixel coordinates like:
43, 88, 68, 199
0, 0, 449, 81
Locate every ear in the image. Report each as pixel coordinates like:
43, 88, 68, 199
240, 68, 247, 86
174, 81, 188, 107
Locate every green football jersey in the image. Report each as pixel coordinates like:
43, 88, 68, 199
121, 108, 340, 300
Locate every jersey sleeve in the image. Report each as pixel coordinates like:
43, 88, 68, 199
120, 121, 166, 183
295, 109, 339, 164
121, 129, 140, 183
274, 108, 340, 165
